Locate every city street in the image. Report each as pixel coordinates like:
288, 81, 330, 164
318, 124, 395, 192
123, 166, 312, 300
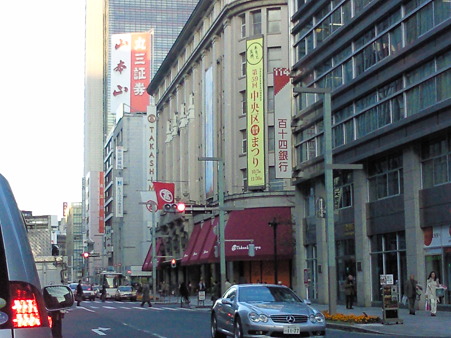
61, 300, 403, 338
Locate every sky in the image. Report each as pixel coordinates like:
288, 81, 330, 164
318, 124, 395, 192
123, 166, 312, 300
0, 2, 85, 219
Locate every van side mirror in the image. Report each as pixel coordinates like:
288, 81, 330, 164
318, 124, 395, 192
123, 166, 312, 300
43, 285, 74, 311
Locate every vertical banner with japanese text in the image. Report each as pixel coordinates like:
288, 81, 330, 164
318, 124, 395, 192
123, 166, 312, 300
274, 68, 292, 178
115, 177, 123, 218
246, 36, 265, 189
111, 31, 151, 122
99, 172, 105, 233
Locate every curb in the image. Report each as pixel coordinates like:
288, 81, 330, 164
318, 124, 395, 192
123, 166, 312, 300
326, 322, 384, 335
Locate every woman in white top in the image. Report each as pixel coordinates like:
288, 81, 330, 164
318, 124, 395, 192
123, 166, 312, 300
425, 271, 440, 316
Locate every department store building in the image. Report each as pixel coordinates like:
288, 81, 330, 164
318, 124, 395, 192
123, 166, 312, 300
144, 0, 296, 292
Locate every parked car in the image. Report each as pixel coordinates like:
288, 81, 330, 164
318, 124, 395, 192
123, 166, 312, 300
0, 173, 74, 337
114, 286, 137, 301
210, 284, 326, 338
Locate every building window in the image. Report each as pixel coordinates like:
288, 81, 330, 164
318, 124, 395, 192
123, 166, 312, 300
370, 232, 406, 301
268, 47, 282, 73
267, 86, 274, 112
268, 126, 275, 152
334, 172, 353, 209
421, 135, 451, 188
251, 10, 262, 35
305, 187, 316, 217
240, 14, 246, 38
241, 130, 247, 154
305, 245, 318, 299
241, 169, 248, 191
368, 153, 403, 201
267, 8, 281, 34
269, 167, 284, 191
240, 90, 247, 115
240, 52, 246, 77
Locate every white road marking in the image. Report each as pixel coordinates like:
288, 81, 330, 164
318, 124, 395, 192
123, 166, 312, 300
102, 306, 116, 309
159, 307, 178, 311
92, 327, 110, 336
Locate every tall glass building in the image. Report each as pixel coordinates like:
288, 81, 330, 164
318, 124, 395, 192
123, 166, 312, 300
84, 0, 199, 278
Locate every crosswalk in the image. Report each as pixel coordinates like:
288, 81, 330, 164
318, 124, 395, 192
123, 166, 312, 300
73, 300, 209, 313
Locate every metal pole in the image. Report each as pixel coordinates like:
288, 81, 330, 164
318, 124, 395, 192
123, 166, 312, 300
151, 204, 157, 302
274, 223, 278, 284
218, 160, 226, 295
323, 92, 337, 315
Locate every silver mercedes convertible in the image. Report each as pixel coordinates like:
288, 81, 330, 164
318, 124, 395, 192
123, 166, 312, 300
210, 284, 326, 338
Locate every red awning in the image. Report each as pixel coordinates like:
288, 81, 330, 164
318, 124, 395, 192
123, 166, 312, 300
198, 217, 219, 264
186, 219, 211, 265
181, 223, 202, 265
142, 238, 164, 271
224, 207, 293, 261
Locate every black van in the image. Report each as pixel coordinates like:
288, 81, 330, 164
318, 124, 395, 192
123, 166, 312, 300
0, 174, 73, 337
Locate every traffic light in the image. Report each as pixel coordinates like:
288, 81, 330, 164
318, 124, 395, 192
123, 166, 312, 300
163, 203, 186, 213
81, 252, 90, 259
171, 258, 176, 268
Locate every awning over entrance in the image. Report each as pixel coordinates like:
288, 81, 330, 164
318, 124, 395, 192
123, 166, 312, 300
198, 216, 219, 264
224, 207, 293, 261
142, 238, 164, 271
186, 218, 212, 265
181, 222, 202, 265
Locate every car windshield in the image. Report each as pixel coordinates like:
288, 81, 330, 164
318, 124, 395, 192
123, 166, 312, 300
82, 285, 91, 291
118, 286, 132, 291
238, 286, 301, 303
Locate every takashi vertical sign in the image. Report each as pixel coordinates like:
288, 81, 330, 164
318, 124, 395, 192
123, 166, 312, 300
246, 36, 265, 189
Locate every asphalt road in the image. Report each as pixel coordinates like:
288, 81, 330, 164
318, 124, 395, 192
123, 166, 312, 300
61, 300, 400, 337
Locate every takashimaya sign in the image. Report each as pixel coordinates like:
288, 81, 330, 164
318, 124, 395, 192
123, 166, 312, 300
246, 36, 265, 189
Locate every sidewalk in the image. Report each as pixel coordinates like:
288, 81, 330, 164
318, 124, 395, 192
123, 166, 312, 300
312, 302, 451, 337
152, 295, 450, 337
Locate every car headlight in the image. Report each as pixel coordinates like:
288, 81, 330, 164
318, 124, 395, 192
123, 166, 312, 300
248, 312, 269, 323
309, 313, 325, 323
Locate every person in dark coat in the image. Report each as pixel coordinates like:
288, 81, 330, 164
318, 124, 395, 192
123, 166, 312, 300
76, 280, 83, 306
140, 284, 152, 307
344, 275, 356, 309
179, 281, 190, 304
100, 283, 107, 302
405, 274, 421, 315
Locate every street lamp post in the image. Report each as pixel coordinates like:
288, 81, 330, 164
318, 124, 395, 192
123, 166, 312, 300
151, 203, 157, 303
198, 157, 226, 295
294, 87, 336, 314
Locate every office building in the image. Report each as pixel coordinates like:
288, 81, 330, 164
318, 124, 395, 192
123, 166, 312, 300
84, 0, 199, 277
290, 0, 450, 307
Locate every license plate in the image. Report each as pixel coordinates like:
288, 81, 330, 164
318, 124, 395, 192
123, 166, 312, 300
283, 326, 300, 334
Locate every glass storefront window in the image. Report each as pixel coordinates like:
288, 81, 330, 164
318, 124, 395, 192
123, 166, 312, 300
370, 231, 406, 301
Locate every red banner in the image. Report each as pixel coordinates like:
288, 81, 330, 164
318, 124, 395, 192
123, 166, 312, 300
153, 182, 175, 210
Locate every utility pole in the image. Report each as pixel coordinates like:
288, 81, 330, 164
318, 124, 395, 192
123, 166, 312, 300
198, 157, 226, 295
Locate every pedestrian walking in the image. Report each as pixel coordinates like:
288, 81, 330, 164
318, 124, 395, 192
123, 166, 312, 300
225, 279, 232, 290
198, 279, 206, 292
425, 271, 439, 316
210, 281, 221, 304
76, 280, 83, 306
140, 283, 152, 307
179, 281, 190, 305
100, 283, 107, 302
405, 274, 422, 315
344, 275, 356, 309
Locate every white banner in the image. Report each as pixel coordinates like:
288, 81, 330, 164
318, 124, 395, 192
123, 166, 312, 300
116, 146, 124, 169
115, 177, 123, 217
274, 68, 292, 179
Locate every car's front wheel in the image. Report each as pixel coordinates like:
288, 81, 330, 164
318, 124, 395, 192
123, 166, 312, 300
210, 314, 225, 338
233, 317, 243, 338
